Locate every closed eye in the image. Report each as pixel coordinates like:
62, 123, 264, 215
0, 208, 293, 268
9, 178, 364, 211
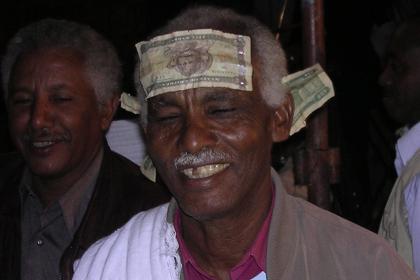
148, 110, 181, 123
157, 114, 180, 122
9, 93, 32, 106
51, 90, 73, 103
208, 107, 236, 115
52, 96, 73, 103
50, 85, 74, 103
12, 99, 32, 107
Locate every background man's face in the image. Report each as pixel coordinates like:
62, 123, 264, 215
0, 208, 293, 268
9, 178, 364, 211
379, 29, 420, 125
145, 87, 276, 220
7, 48, 108, 179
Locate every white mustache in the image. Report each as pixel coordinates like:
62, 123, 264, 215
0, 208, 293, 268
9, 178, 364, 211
174, 148, 231, 169
23, 127, 71, 143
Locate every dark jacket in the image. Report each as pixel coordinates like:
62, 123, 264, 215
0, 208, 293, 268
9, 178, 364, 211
0, 143, 170, 280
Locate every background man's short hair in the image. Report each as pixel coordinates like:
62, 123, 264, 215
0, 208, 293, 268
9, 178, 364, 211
1, 18, 122, 104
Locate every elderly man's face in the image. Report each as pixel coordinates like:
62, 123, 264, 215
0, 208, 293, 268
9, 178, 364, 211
7, 48, 113, 180
145, 87, 287, 220
379, 28, 420, 125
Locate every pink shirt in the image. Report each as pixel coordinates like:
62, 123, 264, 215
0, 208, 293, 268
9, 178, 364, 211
174, 190, 274, 280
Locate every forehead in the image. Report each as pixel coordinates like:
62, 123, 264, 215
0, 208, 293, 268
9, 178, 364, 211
8, 47, 96, 102
13, 47, 85, 74
11, 47, 87, 83
148, 87, 259, 105
390, 24, 420, 52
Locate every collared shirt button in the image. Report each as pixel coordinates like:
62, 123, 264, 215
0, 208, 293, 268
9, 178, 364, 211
36, 239, 44, 246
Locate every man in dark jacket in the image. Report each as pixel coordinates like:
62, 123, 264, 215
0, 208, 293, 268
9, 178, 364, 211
0, 18, 169, 280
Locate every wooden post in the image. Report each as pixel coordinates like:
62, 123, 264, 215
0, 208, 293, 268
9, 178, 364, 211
300, 0, 332, 209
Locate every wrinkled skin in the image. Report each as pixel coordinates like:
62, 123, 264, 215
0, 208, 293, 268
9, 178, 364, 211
145, 87, 292, 221
379, 24, 420, 126
7, 47, 117, 203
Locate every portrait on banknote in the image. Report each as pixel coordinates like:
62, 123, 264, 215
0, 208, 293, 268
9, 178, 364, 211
166, 41, 213, 77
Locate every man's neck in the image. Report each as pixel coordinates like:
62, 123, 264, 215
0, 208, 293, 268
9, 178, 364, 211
31, 146, 103, 208
179, 180, 272, 279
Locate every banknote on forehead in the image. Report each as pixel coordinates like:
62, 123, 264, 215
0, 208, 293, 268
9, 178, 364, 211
136, 29, 253, 99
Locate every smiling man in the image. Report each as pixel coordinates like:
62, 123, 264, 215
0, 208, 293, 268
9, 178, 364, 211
73, 6, 417, 280
0, 19, 169, 280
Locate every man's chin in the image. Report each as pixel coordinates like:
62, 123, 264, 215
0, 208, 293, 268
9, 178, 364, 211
178, 199, 237, 223
27, 160, 67, 180
383, 102, 407, 125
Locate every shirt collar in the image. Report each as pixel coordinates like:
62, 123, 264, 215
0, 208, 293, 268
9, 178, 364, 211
395, 121, 420, 174
19, 147, 103, 233
59, 147, 103, 233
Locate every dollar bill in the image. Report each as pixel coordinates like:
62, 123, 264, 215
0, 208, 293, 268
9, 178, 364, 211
136, 29, 253, 98
282, 64, 334, 135
120, 92, 141, 115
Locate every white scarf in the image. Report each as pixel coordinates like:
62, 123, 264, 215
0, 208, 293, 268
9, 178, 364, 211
73, 203, 181, 280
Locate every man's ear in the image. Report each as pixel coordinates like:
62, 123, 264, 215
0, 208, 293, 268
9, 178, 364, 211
100, 93, 120, 131
272, 93, 294, 143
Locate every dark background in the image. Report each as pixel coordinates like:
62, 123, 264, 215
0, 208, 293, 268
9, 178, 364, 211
0, 0, 416, 230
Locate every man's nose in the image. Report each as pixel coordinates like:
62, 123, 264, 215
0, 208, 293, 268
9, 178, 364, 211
378, 65, 392, 88
178, 116, 218, 154
30, 98, 53, 131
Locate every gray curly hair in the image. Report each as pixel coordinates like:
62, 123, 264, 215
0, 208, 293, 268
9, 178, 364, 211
2, 18, 122, 104
134, 5, 289, 125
